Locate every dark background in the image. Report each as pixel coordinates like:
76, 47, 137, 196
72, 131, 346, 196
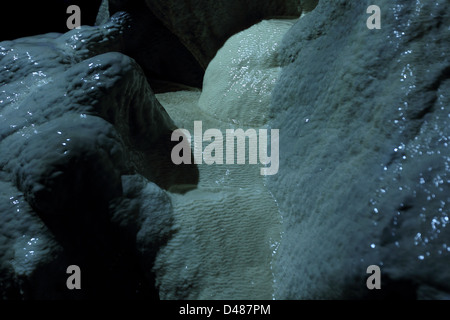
0, 1, 102, 41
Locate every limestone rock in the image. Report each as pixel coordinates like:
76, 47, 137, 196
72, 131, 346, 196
142, 0, 318, 69
0, 180, 68, 299
269, 0, 450, 299
2, 0, 449, 301
101, 2, 205, 91
199, 19, 295, 126
105, 0, 318, 69
96, 0, 111, 25
0, 16, 177, 299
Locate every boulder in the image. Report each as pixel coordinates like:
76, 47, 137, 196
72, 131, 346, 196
269, 0, 450, 299
0, 15, 180, 299
198, 19, 295, 126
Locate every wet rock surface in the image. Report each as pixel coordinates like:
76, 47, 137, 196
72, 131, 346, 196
268, 0, 450, 299
0, 0, 449, 300
0, 15, 177, 299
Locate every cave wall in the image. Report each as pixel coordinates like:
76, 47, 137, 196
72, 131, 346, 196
0, 0, 449, 300
269, 0, 450, 299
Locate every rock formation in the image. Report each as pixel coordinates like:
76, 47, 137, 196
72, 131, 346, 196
0, 14, 179, 299
269, 0, 450, 299
0, 0, 448, 300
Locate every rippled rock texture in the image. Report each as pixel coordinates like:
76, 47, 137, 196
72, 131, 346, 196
269, 0, 450, 299
153, 19, 295, 300
1, 0, 449, 300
